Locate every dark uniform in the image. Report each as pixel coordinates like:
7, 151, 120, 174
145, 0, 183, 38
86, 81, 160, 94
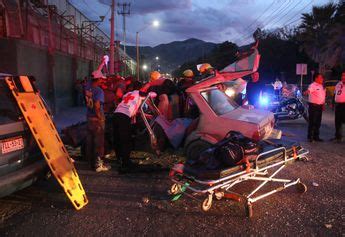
307, 81, 326, 142
246, 80, 264, 108
102, 77, 127, 154
85, 80, 110, 172
113, 91, 156, 171
334, 80, 345, 141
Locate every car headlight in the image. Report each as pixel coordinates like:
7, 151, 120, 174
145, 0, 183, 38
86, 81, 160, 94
225, 88, 235, 97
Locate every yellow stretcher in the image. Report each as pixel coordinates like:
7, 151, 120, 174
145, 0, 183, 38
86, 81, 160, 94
5, 76, 88, 210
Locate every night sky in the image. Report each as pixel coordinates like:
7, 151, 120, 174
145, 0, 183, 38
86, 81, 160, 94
70, 0, 332, 46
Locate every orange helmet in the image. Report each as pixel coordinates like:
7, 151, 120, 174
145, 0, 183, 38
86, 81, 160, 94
183, 69, 194, 78
150, 71, 161, 82
199, 63, 213, 74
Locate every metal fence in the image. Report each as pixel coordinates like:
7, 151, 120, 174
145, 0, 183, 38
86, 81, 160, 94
0, 0, 108, 61
0, 0, 136, 74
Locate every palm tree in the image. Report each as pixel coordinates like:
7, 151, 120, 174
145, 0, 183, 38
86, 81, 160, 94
298, 3, 338, 73
327, 2, 345, 69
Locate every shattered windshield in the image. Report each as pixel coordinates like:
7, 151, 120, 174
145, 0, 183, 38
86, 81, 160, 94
201, 89, 239, 116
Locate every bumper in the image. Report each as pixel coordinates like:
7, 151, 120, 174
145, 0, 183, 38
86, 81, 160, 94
0, 160, 47, 198
268, 129, 282, 139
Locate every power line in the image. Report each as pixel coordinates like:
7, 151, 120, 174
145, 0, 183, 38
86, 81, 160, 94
232, 0, 278, 43
285, 17, 303, 27
259, 0, 293, 27
81, 0, 108, 18
279, 0, 315, 27
241, 0, 314, 44
236, 0, 293, 44
264, 0, 303, 29
245, 1, 277, 32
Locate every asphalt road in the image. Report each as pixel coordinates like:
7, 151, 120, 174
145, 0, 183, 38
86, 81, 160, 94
0, 109, 344, 236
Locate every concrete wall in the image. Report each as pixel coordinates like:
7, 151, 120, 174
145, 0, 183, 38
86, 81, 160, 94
53, 53, 74, 109
0, 38, 94, 114
15, 40, 50, 101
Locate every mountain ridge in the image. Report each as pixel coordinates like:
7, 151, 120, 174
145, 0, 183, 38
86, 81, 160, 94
124, 38, 218, 73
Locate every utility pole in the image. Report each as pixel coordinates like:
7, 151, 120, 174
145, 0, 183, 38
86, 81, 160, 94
109, 0, 116, 74
136, 31, 139, 81
117, 2, 130, 76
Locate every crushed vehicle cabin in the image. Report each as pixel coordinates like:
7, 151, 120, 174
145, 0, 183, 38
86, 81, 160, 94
137, 43, 281, 160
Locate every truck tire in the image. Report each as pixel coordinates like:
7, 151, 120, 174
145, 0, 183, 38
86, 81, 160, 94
185, 140, 212, 161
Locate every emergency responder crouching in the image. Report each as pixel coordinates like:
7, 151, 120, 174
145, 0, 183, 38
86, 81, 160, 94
113, 90, 157, 172
331, 71, 345, 142
305, 73, 326, 142
85, 71, 111, 172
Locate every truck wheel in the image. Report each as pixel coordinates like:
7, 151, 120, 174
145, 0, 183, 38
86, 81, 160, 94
186, 140, 212, 161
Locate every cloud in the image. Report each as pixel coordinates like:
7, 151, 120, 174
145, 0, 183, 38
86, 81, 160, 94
157, 6, 253, 43
69, 0, 331, 47
98, 0, 191, 15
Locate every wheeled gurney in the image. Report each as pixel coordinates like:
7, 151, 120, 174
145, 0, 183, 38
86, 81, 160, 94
169, 139, 309, 217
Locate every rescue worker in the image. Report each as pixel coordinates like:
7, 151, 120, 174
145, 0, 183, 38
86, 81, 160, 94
85, 71, 111, 172
305, 73, 326, 142
245, 72, 264, 108
141, 71, 177, 120
177, 69, 195, 117
113, 90, 157, 172
178, 69, 194, 92
272, 78, 283, 98
102, 74, 127, 113
197, 63, 215, 81
331, 71, 345, 142
199, 63, 214, 75
101, 74, 129, 157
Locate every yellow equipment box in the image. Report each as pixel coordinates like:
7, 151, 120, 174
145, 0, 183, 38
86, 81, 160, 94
5, 76, 88, 210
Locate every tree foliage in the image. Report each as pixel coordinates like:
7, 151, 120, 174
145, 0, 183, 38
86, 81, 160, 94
173, 1, 344, 81
298, 2, 344, 72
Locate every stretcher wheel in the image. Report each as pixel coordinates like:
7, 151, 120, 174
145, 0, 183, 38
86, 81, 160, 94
245, 203, 253, 218
170, 183, 181, 195
201, 195, 213, 212
215, 191, 224, 200
296, 182, 307, 193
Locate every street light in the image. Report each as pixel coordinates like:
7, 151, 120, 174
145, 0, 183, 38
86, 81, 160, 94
136, 20, 160, 81
153, 20, 159, 27
142, 64, 148, 71
155, 56, 159, 60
